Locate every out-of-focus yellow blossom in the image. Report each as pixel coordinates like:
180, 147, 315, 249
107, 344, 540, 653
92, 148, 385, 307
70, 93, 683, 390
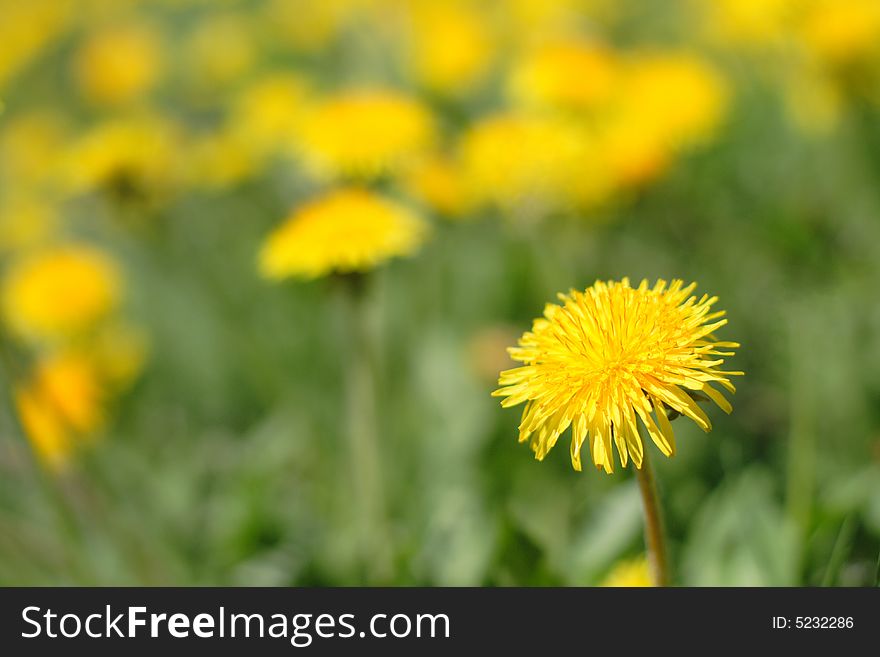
459, 113, 605, 214
298, 90, 435, 179
0, 196, 59, 253
401, 154, 472, 218
263, 0, 363, 53
184, 128, 259, 190
799, 0, 880, 67
73, 22, 163, 106
0, 110, 69, 191
259, 188, 429, 280
15, 351, 104, 470
0, 0, 73, 90
1, 244, 121, 343
62, 114, 180, 199
695, 0, 800, 48
617, 53, 729, 152
595, 115, 671, 189
509, 39, 619, 111
182, 12, 256, 92
406, 0, 495, 94
600, 556, 653, 587
229, 73, 310, 160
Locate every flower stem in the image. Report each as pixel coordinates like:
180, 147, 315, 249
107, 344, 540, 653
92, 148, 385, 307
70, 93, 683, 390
634, 449, 671, 587
341, 274, 391, 583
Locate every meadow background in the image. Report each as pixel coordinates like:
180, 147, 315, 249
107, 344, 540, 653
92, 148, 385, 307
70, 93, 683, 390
1, 0, 880, 586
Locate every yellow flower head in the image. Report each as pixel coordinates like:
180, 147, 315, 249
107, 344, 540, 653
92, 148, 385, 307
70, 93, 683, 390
2, 244, 121, 342
400, 154, 472, 218
509, 39, 619, 111
62, 114, 180, 198
617, 53, 729, 152
73, 22, 163, 106
600, 556, 652, 587
459, 112, 607, 213
298, 90, 435, 179
493, 279, 742, 473
407, 0, 495, 94
15, 351, 104, 470
800, 0, 880, 66
229, 73, 310, 159
259, 188, 429, 280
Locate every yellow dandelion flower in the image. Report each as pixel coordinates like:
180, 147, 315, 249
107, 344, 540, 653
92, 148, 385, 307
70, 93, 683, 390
259, 188, 429, 280
600, 556, 653, 587
799, 0, 880, 66
459, 112, 607, 213
493, 278, 742, 473
509, 39, 619, 111
2, 244, 121, 342
62, 114, 180, 198
617, 53, 729, 153
229, 73, 310, 159
407, 0, 495, 94
15, 351, 104, 470
73, 22, 163, 106
298, 90, 435, 179
183, 128, 259, 190
400, 154, 472, 218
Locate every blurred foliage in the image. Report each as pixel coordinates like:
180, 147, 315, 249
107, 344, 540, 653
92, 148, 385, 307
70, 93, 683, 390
1, 0, 879, 586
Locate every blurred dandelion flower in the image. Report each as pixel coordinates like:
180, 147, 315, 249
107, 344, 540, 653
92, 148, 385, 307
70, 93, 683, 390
229, 73, 310, 160
62, 114, 180, 199
618, 53, 729, 153
509, 39, 619, 111
1, 244, 121, 342
298, 90, 435, 179
15, 351, 104, 470
401, 154, 472, 219
258, 188, 429, 280
73, 22, 163, 106
406, 0, 495, 95
600, 556, 652, 587
493, 278, 741, 473
799, 0, 880, 67
459, 112, 602, 214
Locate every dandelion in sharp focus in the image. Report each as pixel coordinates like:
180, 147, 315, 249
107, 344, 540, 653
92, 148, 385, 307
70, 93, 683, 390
493, 278, 742, 473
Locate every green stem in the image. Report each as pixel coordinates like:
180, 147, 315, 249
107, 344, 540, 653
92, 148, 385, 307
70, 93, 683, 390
340, 274, 391, 583
634, 449, 671, 587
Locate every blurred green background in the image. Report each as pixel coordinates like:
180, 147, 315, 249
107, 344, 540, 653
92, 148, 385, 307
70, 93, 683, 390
1, 0, 879, 586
